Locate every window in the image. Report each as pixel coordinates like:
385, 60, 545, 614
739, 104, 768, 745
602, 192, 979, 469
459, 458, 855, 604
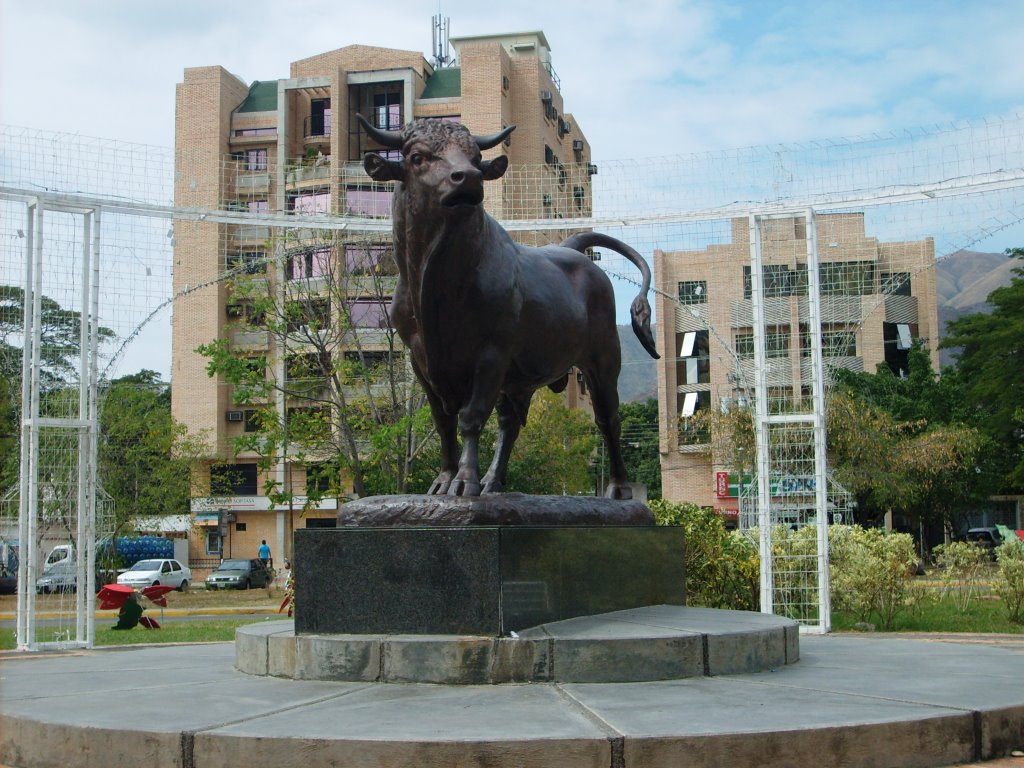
210, 463, 259, 496
227, 251, 266, 274
766, 326, 791, 359
544, 145, 556, 165
735, 331, 754, 359
678, 330, 710, 385
244, 149, 267, 171
573, 186, 585, 211
345, 244, 391, 275
247, 199, 269, 214
205, 530, 223, 555
288, 247, 331, 280
286, 352, 332, 382
373, 92, 402, 130
287, 406, 331, 438
290, 190, 330, 215
822, 329, 856, 357
226, 300, 265, 327
678, 280, 707, 305
819, 261, 876, 296
346, 298, 389, 328
736, 327, 790, 358
678, 391, 711, 445
235, 522, 247, 532
344, 350, 396, 371
800, 324, 856, 357
309, 98, 332, 137
743, 265, 807, 299
881, 272, 912, 296
243, 409, 260, 433
306, 463, 335, 495
286, 298, 330, 334
234, 127, 276, 137
345, 187, 391, 217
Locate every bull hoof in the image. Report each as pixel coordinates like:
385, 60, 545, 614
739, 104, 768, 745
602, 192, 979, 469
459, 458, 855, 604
448, 479, 482, 497
428, 473, 454, 495
604, 483, 633, 500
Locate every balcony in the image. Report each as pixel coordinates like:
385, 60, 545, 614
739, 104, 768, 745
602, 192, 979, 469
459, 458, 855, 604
235, 172, 271, 193
304, 114, 331, 149
286, 162, 331, 186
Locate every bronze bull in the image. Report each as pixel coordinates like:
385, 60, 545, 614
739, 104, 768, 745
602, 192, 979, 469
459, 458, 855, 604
358, 115, 659, 499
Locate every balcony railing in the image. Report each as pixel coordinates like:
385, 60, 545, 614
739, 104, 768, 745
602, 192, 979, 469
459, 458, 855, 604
304, 114, 332, 140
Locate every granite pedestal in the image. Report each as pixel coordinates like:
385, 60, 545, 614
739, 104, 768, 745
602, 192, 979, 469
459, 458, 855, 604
294, 524, 685, 636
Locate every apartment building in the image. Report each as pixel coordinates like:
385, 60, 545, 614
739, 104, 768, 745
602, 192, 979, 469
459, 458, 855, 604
654, 213, 939, 517
172, 31, 594, 568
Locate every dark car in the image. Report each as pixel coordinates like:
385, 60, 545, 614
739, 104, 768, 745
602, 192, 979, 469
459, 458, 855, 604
966, 527, 1003, 558
205, 558, 273, 590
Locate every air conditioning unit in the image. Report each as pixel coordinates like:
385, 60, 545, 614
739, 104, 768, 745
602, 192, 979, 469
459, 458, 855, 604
226, 410, 244, 422
540, 90, 553, 102
572, 139, 584, 151
587, 163, 599, 176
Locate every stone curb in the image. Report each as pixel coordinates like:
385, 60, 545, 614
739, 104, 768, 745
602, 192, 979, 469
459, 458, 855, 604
236, 605, 799, 684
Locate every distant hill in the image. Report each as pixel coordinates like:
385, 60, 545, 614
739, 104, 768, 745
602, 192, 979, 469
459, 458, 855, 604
617, 324, 658, 403
936, 249, 1018, 367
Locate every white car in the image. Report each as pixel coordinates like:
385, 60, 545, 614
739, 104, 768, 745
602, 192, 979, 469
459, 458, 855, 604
116, 559, 192, 591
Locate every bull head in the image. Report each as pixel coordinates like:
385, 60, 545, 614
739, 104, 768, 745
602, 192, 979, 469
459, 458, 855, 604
358, 114, 515, 184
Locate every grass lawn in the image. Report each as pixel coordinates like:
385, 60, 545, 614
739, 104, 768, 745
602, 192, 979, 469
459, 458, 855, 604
0, 617, 274, 650
832, 592, 1024, 634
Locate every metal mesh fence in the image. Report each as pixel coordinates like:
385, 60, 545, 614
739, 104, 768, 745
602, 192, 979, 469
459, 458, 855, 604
3, 113, 1024, 643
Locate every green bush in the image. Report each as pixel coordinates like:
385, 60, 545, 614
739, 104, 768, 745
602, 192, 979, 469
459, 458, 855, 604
651, 500, 759, 611
933, 540, 988, 611
995, 538, 1024, 623
828, 525, 919, 630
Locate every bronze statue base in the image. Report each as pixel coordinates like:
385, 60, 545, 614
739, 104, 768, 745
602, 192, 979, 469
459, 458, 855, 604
336, 492, 655, 527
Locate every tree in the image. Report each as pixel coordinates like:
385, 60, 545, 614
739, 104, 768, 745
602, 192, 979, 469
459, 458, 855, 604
0, 285, 115, 387
827, 346, 992, 536
98, 370, 209, 534
197, 233, 431, 503
501, 388, 599, 495
940, 248, 1024, 492
618, 398, 662, 499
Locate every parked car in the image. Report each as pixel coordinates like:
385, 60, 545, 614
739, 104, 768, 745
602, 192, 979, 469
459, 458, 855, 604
36, 561, 78, 594
965, 527, 1003, 558
116, 558, 191, 591
205, 558, 273, 590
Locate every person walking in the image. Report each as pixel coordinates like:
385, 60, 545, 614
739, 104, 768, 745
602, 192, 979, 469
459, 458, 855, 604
258, 540, 271, 566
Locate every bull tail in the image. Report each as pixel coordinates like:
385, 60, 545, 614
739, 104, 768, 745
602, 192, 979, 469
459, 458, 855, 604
560, 232, 660, 359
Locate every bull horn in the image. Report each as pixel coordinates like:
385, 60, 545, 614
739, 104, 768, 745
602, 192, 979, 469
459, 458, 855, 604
475, 124, 516, 150
356, 113, 403, 149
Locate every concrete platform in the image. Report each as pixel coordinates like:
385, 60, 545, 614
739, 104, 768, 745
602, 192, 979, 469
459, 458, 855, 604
236, 606, 800, 684
2, 632, 1024, 768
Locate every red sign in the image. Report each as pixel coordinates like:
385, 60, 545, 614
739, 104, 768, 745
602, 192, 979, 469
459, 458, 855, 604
716, 471, 729, 497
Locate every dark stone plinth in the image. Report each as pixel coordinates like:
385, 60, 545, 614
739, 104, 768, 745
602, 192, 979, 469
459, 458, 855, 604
294, 525, 685, 636
336, 493, 655, 527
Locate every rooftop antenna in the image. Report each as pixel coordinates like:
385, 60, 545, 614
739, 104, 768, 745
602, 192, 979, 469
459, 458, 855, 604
432, 14, 452, 68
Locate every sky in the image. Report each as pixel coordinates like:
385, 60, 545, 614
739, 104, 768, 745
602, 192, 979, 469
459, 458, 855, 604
2, 0, 1024, 377
4, 0, 1023, 159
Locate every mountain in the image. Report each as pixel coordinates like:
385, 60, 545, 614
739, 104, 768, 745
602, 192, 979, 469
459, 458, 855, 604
935, 250, 1018, 367
617, 324, 658, 403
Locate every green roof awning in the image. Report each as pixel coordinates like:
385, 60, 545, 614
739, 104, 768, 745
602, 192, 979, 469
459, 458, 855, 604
237, 80, 279, 113
421, 68, 461, 99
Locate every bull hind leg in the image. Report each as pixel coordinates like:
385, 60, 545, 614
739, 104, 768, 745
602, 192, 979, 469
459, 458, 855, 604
481, 393, 530, 493
584, 365, 633, 500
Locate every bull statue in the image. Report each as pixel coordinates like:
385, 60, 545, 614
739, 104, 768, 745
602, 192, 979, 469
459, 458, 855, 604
358, 115, 660, 500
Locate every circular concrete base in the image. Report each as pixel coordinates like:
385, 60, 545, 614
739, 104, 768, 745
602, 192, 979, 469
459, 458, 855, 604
236, 606, 800, 684
4, 634, 1024, 768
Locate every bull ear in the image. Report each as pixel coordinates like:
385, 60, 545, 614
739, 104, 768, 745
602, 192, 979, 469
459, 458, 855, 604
480, 155, 509, 181
364, 153, 404, 182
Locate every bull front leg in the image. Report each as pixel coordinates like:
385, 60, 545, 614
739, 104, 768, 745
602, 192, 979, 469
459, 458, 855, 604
449, 350, 507, 497
480, 393, 529, 493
